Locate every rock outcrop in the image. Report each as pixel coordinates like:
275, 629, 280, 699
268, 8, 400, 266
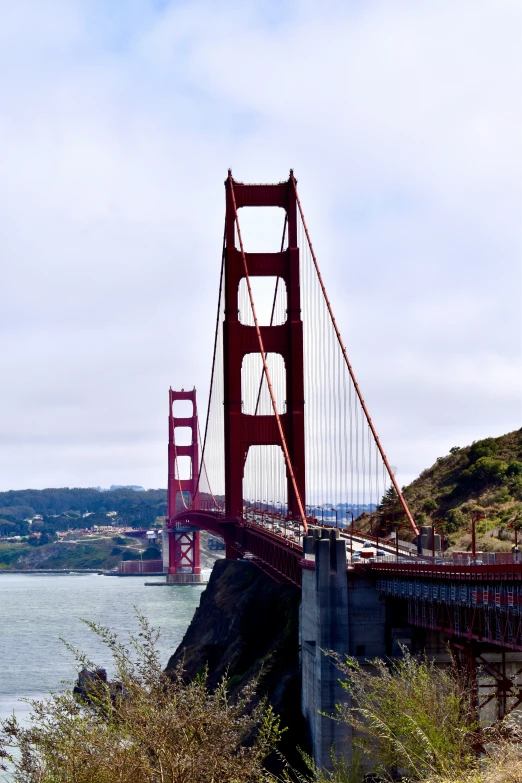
166, 558, 307, 771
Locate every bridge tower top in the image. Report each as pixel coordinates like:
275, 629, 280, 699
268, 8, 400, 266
167, 387, 200, 520
223, 172, 305, 521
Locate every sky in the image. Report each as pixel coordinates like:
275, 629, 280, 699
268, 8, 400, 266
0, 0, 520, 493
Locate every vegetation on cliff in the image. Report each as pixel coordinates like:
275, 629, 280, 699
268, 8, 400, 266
167, 558, 305, 773
377, 429, 522, 551
2, 559, 522, 782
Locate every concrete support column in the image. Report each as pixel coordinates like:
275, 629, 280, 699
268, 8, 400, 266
301, 529, 349, 769
301, 528, 388, 771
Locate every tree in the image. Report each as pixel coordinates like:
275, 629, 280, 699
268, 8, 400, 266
142, 545, 162, 560
376, 487, 403, 525
0, 615, 283, 783
422, 498, 437, 514
507, 461, 522, 477
0, 519, 16, 535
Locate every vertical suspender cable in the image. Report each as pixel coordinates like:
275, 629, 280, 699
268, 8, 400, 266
194, 224, 226, 507
291, 175, 418, 536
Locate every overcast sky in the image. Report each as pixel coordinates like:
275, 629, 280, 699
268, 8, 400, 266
1, 0, 520, 493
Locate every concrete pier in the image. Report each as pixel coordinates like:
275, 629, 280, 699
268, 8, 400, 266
301, 535, 522, 771
300, 529, 386, 769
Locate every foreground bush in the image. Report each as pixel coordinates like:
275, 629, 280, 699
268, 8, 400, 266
426, 715, 522, 783
0, 614, 283, 783
4, 619, 522, 783
301, 650, 522, 783
329, 648, 477, 780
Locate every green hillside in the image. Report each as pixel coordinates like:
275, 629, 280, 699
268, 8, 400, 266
395, 429, 522, 551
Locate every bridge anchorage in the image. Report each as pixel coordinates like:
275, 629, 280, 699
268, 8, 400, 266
163, 172, 522, 770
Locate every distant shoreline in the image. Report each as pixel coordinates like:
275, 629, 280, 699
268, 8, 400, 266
0, 568, 115, 575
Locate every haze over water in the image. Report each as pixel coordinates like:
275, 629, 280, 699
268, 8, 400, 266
0, 573, 205, 725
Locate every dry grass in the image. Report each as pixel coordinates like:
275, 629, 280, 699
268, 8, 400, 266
423, 716, 522, 783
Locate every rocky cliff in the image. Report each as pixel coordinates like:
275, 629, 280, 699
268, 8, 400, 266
166, 558, 307, 770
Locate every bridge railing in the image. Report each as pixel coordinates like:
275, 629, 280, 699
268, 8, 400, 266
360, 554, 522, 580
242, 512, 303, 545
370, 552, 522, 566
198, 499, 225, 512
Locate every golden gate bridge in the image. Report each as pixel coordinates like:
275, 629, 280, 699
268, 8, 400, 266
162, 172, 522, 748
167, 171, 415, 565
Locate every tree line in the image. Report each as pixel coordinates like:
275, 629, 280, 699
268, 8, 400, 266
0, 487, 168, 530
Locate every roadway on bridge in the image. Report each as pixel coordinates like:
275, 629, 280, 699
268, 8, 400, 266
243, 512, 404, 563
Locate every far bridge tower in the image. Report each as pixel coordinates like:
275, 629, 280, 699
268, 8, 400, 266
165, 388, 203, 583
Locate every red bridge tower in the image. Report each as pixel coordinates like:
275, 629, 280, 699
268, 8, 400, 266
165, 388, 202, 583
223, 173, 306, 522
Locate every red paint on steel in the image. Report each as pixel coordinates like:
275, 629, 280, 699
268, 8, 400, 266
407, 597, 522, 653
167, 388, 200, 515
169, 509, 304, 586
364, 560, 522, 581
290, 173, 418, 537
223, 172, 307, 531
167, 525, 201, 575
167, 388, 201, 575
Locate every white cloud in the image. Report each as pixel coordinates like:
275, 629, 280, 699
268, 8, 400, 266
0, 0, 520, 491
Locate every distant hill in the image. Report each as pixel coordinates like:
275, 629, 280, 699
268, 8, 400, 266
0, 487, 168, 532
387, 429, 522, 551
0, 486, 219, 538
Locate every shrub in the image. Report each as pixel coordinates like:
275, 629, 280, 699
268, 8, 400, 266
468, 438, 499, 463
0, 544, 32, 566
142, 546, 161, 560
121, 550, 140, 561
0, 615, 283, 783
423, 498, 437, 513
507, 461, 522, 477
446, 508, 465, 533
488, 487, 512, 505
329, 648, 477, 781
461, 458, 508, 488
511, 477, 522, 500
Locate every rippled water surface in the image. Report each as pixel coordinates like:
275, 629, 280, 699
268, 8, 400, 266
0, 573, 205, 725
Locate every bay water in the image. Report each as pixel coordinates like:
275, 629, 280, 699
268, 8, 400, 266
0, 572, 206, 728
